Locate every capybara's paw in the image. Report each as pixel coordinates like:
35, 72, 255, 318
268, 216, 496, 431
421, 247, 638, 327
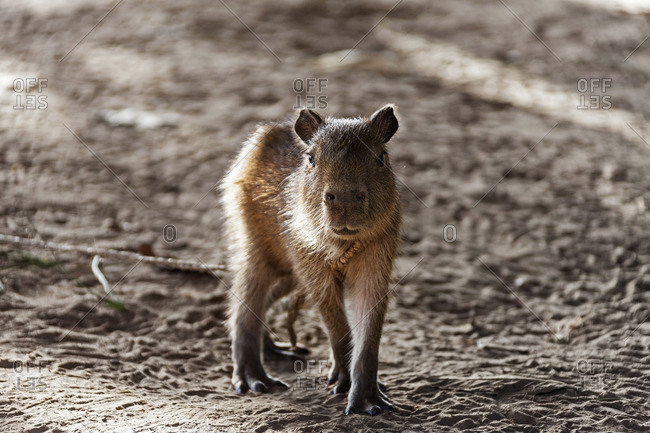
345, 387, 394, 416
327, 364, 351, 394
332, 377, 351, 394
263, 332, 310, 361
232, 366, 289, 394
263, 340, 310, 361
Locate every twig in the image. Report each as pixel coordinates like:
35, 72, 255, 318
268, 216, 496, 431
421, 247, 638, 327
89, 254, 126, 310
0, 234, 227, 275
91, 255, 120, 301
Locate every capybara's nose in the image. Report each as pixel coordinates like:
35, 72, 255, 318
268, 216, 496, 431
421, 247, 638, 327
324, 187, 368, 206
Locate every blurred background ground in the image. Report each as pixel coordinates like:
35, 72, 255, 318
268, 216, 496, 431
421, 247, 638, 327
1, 0, 649, 431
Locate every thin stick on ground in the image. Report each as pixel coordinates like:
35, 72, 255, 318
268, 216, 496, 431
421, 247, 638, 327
0, 234, 227, 275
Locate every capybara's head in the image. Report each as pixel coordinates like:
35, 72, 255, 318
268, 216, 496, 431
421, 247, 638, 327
293, 105, 400, 242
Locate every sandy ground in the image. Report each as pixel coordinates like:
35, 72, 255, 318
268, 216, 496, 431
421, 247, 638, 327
1, 0, 650, 431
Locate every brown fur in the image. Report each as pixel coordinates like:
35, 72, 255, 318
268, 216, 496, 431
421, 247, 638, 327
220, 105, 401, 415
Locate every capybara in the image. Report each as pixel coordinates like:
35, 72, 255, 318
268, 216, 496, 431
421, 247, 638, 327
221, 105, 401, 415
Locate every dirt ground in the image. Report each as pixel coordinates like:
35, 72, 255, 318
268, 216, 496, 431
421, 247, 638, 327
1, 0, 650, 431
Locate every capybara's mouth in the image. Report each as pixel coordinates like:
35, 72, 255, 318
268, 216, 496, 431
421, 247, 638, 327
331, 227, 360, 236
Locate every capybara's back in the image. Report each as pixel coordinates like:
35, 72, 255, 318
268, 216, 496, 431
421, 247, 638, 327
221, 124, 299, 276
221, 105, 401, 416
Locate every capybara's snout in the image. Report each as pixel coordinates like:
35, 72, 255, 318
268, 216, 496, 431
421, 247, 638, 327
323, 183, 369, 235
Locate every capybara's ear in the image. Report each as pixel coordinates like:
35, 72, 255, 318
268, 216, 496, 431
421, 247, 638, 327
295, 109, 323, 142
370, 105, 398, 143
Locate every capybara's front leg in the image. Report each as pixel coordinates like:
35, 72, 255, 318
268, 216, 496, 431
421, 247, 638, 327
345, 288, 394, 416
229, 268, 288, 394
314, 281, 353, 394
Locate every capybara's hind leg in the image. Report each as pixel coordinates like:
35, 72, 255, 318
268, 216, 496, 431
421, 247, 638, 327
262, 276, 310, 360
229, 266, 288, 394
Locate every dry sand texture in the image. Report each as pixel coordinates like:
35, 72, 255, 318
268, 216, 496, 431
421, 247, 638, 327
1, 0, 650, 431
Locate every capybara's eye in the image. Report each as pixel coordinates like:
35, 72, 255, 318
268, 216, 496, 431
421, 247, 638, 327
378, 152, 387, 167
307, 154, 316, 168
